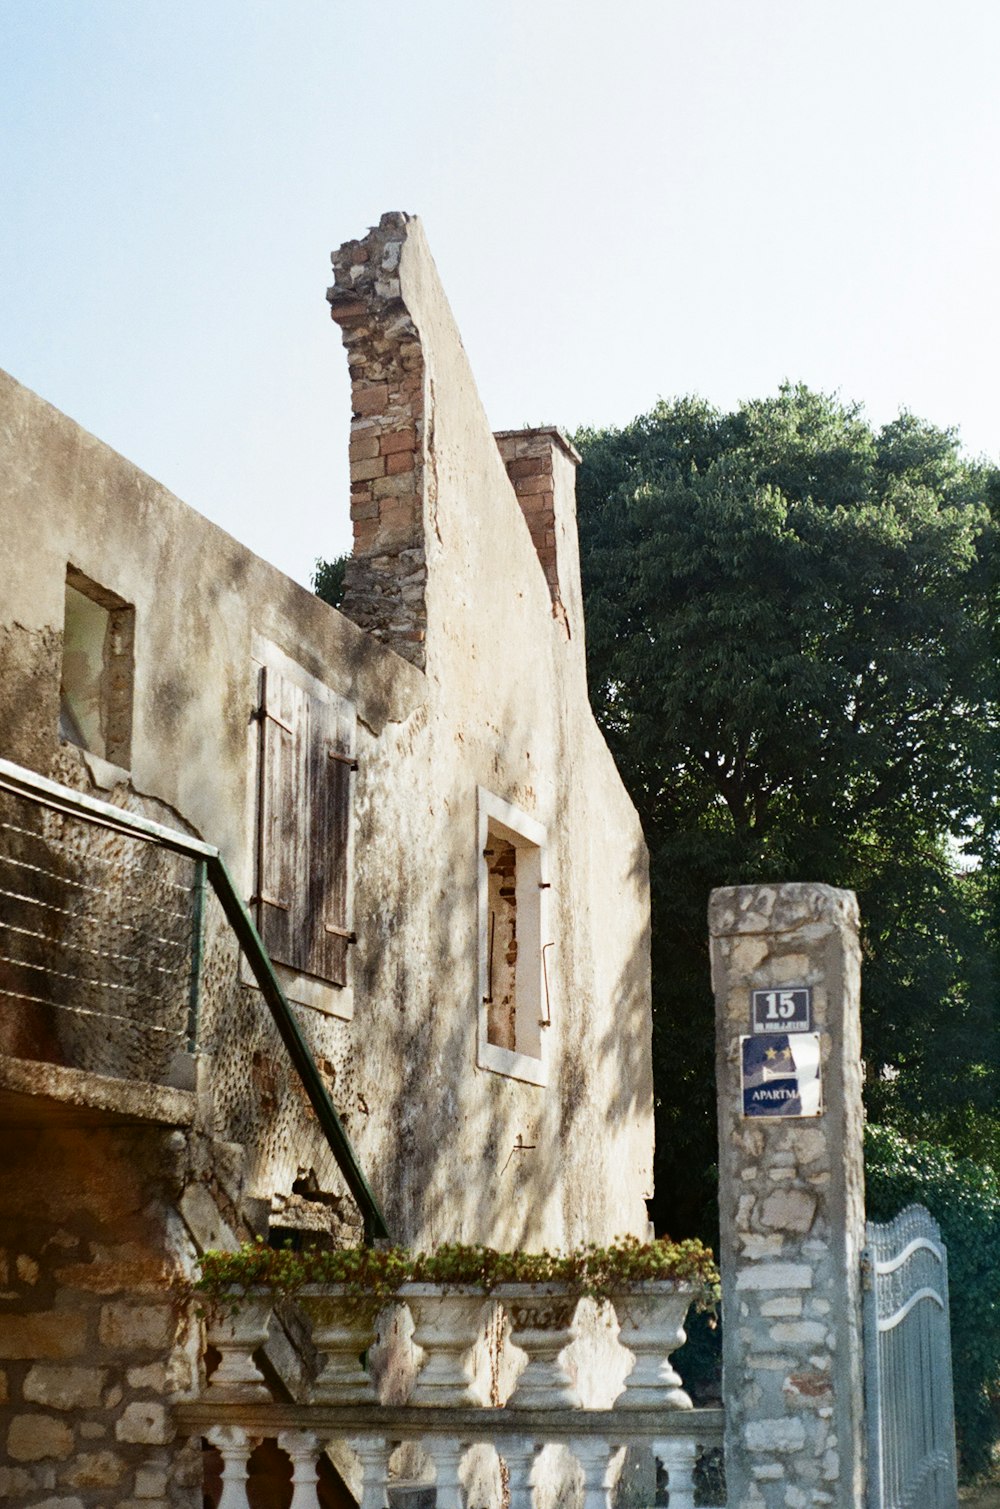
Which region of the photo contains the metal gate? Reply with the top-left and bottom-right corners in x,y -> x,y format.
862,1203 -> 958,1509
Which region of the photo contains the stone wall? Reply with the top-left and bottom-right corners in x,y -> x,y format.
0,210 -> 658,1504
0,1122 -> 202,1508
710,883 -> 866,1509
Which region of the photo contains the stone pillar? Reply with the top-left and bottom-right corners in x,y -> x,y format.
709,883 -> 865,1509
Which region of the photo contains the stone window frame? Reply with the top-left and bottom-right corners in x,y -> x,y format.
476,787 -> 551,1088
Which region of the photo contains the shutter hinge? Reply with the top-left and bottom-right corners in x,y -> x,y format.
250,893 -> 291,911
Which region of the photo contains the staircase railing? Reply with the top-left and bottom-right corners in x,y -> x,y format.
0,755 -> 388,1241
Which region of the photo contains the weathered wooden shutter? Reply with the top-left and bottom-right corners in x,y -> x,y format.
312,688 -> 355,986
256,665 -> 356,986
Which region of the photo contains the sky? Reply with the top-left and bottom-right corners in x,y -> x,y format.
2,0 -> 998,588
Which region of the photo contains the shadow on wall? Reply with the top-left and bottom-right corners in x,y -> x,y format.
190,640 -> 654,1255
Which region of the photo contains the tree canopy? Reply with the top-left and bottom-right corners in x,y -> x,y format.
574,386 -> 998,1234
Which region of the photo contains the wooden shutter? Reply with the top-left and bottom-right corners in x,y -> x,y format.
256,664 -> 356,986
311,688 -> 355,986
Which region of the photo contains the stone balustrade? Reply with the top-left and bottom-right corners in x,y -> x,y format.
176,1283 -> 725,1508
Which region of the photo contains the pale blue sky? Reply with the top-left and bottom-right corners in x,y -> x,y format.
3,0 -> 998,586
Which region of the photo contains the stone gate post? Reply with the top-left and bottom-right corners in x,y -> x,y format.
709,884 -> 866,1509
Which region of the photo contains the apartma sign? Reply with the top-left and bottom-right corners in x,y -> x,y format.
741,1032 -> 822,1118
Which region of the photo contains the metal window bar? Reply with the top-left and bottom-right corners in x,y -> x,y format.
1,813 -> 191,888
0,913 -> 182,975
0,756 -> 389,1244
0,984 -> 189,1039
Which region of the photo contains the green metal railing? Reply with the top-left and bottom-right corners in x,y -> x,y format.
0,756 -> 388,1243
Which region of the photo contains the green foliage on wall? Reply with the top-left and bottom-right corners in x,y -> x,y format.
313,554 -> 348,609
866,1124 -> 1000,1479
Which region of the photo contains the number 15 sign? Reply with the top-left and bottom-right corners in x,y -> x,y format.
751,986 -> 812,1034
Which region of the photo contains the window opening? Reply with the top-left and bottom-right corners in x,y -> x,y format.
485,832 -> 519,1051
477,790 -> 550,1086
59,567 -> 134,767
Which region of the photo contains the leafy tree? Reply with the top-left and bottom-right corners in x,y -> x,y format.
574,387 -> 998,1239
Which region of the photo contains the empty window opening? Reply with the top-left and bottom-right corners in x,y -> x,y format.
485,833 -> 519,1051
477,790 -> 549,1084
59,568 -> 134,767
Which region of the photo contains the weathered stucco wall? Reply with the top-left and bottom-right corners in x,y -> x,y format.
0,210 -> 653,1260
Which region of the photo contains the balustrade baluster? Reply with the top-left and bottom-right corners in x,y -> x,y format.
613,1288 -> 692,1410
205,1299 -> 273,1399
207,1425 -> 258,1509
570,1436 -> 614,1509
350,1432 -> 393,1509
425,1433 -> 468,1509
652,1438 -> 696,1509
280,1430 -> 321,1507
501,1436 -> 541,1509
501,1289 -> 581,1408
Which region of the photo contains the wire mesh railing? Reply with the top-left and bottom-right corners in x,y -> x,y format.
0,788 -> 200,1084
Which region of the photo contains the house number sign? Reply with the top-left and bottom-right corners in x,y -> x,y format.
751,985 -> 812,1034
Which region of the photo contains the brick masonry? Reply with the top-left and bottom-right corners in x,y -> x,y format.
710,883 -> 866,1509
328,212 -> 428,669
494,427 -> 580,636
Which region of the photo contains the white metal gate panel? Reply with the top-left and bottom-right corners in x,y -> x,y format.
862,1203 -> 958,1509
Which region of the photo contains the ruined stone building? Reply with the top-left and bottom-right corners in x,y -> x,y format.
0,213 -> 656,1504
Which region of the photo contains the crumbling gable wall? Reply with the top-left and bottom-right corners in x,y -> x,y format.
324,214 -> 654,1248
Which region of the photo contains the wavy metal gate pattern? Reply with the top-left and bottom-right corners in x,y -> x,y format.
862,1203 -> 959,1509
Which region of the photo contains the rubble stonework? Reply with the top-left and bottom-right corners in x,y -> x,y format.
710,883 -> 866,1509
328,212 -> 429,668
0,1123 -> 203,1507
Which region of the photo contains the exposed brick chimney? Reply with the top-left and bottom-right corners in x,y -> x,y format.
494,427 -> 582,637
327,213 -> 427,669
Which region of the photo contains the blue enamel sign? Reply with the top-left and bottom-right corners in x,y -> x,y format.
741,1033 -> 822,1118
